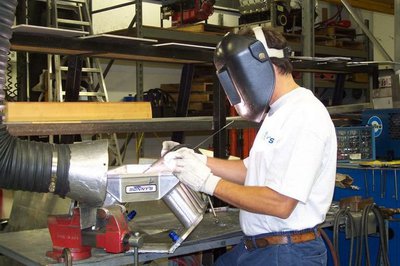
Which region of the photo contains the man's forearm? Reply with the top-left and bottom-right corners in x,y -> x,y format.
213,179 -> 298,219
206,157 -> 246,184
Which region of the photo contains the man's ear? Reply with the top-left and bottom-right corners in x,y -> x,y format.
272,64 -> 280,77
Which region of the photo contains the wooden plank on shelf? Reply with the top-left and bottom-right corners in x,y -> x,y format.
315,26 -> 356,39
341,40 -> 364,50
193,74 -> 214,83
160,83 -> 213,93
203,83 -> 214,91
5,102 -> 152,122
172,23 -> 232,35
189,102 -> 204,111
320,0 -> 394,15
315,39 -> 364,50
189,102 -> 213,116
174,23 -> 206,33
192,83 -> 213,92
170,92 -> 211,102
350,73 -> 369,83
160,83 -> 180,92
189,102 -> 214,111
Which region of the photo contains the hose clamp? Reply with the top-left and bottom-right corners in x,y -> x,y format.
49,147 -> 58,193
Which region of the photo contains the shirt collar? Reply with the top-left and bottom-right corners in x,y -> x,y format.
269,87 -> 305,114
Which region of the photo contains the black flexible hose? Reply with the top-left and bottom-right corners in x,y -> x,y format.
356,204 -> 390,266
333,207 -> 359,266
0,125 -> 71,196
333,208 -> 346,266
0,0 -> 71,197
358,204 -> 373,266
345,209 -> 356,266
357,204 -> 365,266
371,205 -> 390,266
364,204 -> 374,266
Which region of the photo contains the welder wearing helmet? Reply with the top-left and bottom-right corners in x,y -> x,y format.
162,27 -> 337,266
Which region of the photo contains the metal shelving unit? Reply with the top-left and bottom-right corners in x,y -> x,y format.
5,116 -> 258,136
8,1 -> 381,146
8,6 -> 376,139
10,24 -> 214,64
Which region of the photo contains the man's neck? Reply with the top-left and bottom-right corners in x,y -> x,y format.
270,72 -> 299,105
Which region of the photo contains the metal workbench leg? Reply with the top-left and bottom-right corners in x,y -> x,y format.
64,55 -> 83,102
332,73 -> 346,106
172,64 -> 195,143
212,74 -> 227,160
135,0 -> 144,100
212,74 -> 227,211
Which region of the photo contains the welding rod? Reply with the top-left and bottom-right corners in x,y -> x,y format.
207,195 -> 219,223
193,120 -> 235,150
143,120 -> 234,174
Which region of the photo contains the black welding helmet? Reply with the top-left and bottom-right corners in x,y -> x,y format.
214,27 -> 284,122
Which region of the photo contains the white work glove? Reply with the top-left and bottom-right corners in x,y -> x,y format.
164,148 -> 220,195
161,141 -> 180,157
161,141 -> 207,164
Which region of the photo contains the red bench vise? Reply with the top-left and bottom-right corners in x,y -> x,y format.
46,205 -> 135,262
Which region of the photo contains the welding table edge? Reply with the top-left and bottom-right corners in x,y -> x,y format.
0,243 -> 40,266
0,228 -> 243,266
0,218 -> 336,266
139,233 -> 243,263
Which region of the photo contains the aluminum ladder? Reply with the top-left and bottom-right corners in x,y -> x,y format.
46,0 -> 123,166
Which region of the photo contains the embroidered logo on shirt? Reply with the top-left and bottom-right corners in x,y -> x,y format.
263,131 -> 275,144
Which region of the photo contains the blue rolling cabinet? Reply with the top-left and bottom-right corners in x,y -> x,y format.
326,109 -> 400,265
326,165 -> 400,266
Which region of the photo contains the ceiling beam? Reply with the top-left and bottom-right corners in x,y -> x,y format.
320,0 -> 394,14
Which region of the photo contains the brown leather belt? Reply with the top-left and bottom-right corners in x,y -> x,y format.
244,230 -> 320,251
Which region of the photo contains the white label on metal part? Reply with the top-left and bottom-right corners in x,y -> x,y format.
349,153 -> 362,160
125,184 -> 157,193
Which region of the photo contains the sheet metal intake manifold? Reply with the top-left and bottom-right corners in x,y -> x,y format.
106,164 -> 207,252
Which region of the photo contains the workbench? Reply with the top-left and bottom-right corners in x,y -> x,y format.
0,211 -> 243,266
0,206 -> 339,266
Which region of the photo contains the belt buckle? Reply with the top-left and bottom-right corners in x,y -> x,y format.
244,240 -> 252,251
244,240 -> 249,251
